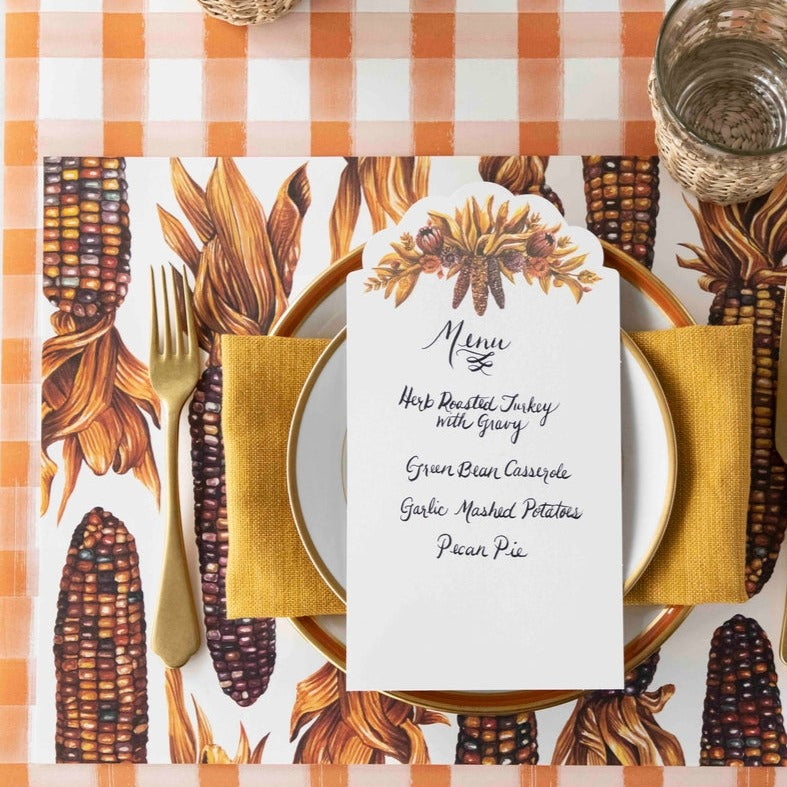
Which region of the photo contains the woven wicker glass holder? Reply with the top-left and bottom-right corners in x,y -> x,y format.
649,66 -> 786,205
648,64 -> 787,205
197,0 -> 299,25
649,0 -> 787,205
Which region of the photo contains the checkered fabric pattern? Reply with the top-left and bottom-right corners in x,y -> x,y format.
7,0 -> 668,159
0,0 -> 701,782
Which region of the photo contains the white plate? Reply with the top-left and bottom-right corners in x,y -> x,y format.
290,329 -> 675,601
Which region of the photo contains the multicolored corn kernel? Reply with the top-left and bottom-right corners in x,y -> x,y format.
582,156 -> 660,269
710,285 -> 787,595
678,183 -> 787,597
456,713 -> 538,765
599,649 -> 661,697
43,156 -> 131,320
701,614 -> 787,766
54,507 -> 148,763
189,366 -> 276,706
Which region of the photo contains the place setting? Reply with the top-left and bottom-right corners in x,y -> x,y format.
223,174 -> 752,713
22,0 -> 787,773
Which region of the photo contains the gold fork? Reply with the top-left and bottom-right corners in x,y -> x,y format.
149,266 -> 201,668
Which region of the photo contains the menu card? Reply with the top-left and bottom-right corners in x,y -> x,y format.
346,184 -> 623,691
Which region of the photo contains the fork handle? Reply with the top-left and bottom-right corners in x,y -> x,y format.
781,587 -> 787,667
152,407 -> 201,668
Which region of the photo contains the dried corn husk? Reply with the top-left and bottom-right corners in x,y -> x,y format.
479,156 -> 564,215
329,157 -> 431,262
165,668 -> 267,764
159,157 -> 310,361
552,652 -> 684,765
42,314 -> 160,521
268,163 -> 310,297
290,662 -> 448,764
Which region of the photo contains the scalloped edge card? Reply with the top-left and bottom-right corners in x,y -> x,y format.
346,183 -> 623,691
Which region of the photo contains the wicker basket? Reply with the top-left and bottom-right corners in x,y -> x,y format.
197,0 -> 299,25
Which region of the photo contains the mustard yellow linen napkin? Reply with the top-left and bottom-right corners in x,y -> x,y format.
222,334 -> 342,618
624,324 -> 752,606
223,324 -> 753,617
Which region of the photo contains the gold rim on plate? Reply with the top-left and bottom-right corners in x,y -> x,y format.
273,241 -> 695,714
620,331 -> 678,593
289,329 -> 677,600
287,327 -> 348,603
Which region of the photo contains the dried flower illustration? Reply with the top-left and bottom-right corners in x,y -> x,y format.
165,668 -> 267,764
329,157 -> 431,262
290,662 -> 448,764
365,196 -> 599,314
678,177 -> 787,596
42,157 -> 160,522
552,651 -> 684,765
479,156 -> 564,215
159,157 -> 310,706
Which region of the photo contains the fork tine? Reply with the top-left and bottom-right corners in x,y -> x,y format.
150,267 -> 160,359
170,266 -> 185,356
183,265 -> 198,359
160,266 -> 173,357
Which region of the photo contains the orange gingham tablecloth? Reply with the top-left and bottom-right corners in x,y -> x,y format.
1,1 -> 757,784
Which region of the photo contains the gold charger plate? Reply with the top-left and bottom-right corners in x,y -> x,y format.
273,241 -> 694,714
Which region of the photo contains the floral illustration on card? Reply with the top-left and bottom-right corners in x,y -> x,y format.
364,195 -> 600,315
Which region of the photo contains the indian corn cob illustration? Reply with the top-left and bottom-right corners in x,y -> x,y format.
165,668 -> 268,763
189,365 -> 276,705
701,614 -> 787,766
582,156 -> 660,269
552,650 -> 684,765
329,157 -> 431,262
43,157 -> 131,317
479,156 -> 564,215
678,178 -> 787,595
54,507 -> 148,763
290,662 -> 448,764
41,157 -> 160,522
158,157 -> 310,705
455,713 -> 538,764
